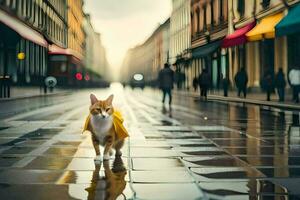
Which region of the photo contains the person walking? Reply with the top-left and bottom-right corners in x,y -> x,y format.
192,77 -> 198,92
234,68 -> 248,98
288,67 -> 300,103
263,69 -> 274,101
275,68 -> 286,102
198,69 -> 210,100
158,63 -> 175,106
221,73 -> 229,97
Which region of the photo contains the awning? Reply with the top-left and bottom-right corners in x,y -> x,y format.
0,10 -> 48,47
49,44 -> 83,61
246,13 -> 283,41
222,21 -> 256,48
192,40 -> 221,58
276,4 -> 300,36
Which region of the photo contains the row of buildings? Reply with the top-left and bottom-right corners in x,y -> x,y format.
122,0 -> 300,91
0,0 -> 109,87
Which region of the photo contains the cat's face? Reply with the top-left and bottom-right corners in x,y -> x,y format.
89,94 -> 114,118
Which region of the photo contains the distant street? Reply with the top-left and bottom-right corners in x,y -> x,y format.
0,84 -> 300,199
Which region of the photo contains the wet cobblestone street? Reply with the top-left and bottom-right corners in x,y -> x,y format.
0,85 -> 299,200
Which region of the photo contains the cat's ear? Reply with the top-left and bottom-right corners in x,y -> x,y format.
106,94 -> 114,105
90,94 -> 98,105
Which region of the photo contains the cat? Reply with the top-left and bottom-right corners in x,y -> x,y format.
84,94 -> 128,162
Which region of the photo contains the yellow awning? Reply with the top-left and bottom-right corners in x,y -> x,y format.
246,13 -> 283,41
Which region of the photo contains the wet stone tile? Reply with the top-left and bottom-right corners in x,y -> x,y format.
133,183 -> 203,200
130,147 -> 177,158
131,170 -> 194,183
238,156 -> 300,167
24,156 -> 72,170
0,169 -> 62,184
0,184 -> 80,200
183,156 -> 247,167
2,146 -> 36,155
43,147 -> 78,157
0,156 -> 22,167
202,132 -> 242,139
155,126 -> 191,132
190,167 -> 264,179
257,167 -> 300,178
132,158 -> 184,170
199,179 -> 289,197
53,141 -> 81,146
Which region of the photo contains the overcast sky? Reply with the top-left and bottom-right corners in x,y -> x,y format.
84,0 -> 172,77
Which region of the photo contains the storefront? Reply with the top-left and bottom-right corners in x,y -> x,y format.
191,40 -> 225,89
0,9 -> 48,85
276,3 -> 300,71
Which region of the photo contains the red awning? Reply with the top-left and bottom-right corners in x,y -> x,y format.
222,21 -> 256,48
0,10 -> 48,47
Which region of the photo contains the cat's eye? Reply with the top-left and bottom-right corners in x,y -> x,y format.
106,108 -> 111,112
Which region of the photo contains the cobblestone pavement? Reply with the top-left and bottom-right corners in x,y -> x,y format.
0,84 -> 299,200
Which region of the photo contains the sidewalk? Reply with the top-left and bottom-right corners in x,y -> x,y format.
175,89 -> 300,110
0,86 -> 71,101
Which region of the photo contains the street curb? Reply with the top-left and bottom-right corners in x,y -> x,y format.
208,95 -> 300,110
0,91 -> 72,102
174,91 -> 300,110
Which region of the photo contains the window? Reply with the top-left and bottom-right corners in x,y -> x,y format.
237,0 -> 245,17
261,0 -> 271,9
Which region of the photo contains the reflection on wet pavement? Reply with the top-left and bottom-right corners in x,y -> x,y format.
0,88 -> 299,199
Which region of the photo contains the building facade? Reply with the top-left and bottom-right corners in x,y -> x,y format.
83,15 -> 109,82
122,19 -> 170,85
48,0 -> 85,86
170,0 -> 191,89
190,0 -> 228,89
0,0 -> 67,85
226,0 -> 300,89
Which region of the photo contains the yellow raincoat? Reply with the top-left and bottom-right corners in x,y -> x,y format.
82,110 -> 129,140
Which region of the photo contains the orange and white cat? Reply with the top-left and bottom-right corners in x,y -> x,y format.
86,94 -> 125,162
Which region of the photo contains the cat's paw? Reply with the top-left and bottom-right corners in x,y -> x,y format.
115,150 -> 122,157
94,155 -> 102,163
103,154 -> 110,161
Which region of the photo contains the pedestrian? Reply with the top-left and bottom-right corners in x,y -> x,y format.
275,68 -> 286,102
221,73 -> 229,97
198,68 -> 210,100
158,63 -> 175,106
192,77 -> 198,92
288,66 -> 300,103
262,69 -> 274,101
234,67 -> 248,98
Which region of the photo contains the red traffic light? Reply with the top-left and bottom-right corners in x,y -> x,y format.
75,73 -> 83,81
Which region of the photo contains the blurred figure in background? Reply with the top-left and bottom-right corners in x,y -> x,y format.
158,63 -> 175,106
198,68 -> 210,100
275,68 -> 286,102
192,77 -> 198,92
289,66 -> 300,103
221,73 -> 229,97
234,67 -> 248,98
262,69 -> 274,101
